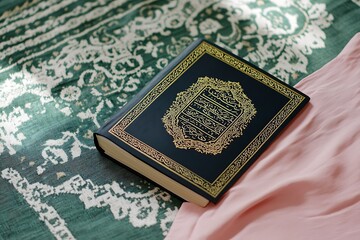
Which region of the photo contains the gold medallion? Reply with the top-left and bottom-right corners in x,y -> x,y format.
162,76 -> 257,155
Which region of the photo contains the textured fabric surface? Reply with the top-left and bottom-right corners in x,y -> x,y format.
167,33 -> 360,240
0,0 -> 359,239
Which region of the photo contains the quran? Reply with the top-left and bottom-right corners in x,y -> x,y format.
94,39 -> 310,207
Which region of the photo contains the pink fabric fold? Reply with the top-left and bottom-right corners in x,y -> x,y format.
167,33 -> 360,240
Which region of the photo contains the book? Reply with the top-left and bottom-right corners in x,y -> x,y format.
94,39 -> 310,207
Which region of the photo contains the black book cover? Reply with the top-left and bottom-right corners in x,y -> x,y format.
95,39 -> 310,203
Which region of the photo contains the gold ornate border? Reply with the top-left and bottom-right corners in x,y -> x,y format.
109,41 -> 306,198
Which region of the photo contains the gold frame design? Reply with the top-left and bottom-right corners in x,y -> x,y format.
162,76 -> 257,155
109,41 -> 306,198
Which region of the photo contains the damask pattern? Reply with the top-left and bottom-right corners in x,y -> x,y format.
1,0 -> 358,239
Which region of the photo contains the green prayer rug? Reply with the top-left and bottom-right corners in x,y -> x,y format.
1,0 -> 359,239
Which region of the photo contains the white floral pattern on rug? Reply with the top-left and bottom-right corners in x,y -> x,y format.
1,168 -> 178,238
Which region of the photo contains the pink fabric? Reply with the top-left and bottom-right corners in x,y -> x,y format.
167,33 -> 360,240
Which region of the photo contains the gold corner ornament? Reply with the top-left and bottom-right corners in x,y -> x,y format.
162,76 -> 257,155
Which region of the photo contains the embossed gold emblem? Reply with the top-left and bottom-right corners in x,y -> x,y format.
162,76 -> 257,155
